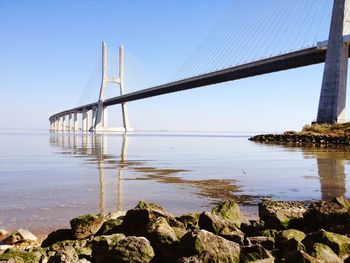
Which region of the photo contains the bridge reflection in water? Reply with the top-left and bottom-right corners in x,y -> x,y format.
49,133 -> 128,214
49,133 -> 267,216
302,149 -> 349,200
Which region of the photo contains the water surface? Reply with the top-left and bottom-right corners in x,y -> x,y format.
1,129 -> 350,234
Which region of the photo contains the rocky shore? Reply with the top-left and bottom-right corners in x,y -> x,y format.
2,197 -> 350,262
249,133 -> 350,147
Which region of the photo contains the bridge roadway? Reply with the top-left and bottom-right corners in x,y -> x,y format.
49,45 -> 350,121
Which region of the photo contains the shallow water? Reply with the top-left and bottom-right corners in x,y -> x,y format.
1,129 -> 350,234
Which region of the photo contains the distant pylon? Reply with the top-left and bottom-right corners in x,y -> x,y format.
91,42 -> 132,132
316,0 -> 349,123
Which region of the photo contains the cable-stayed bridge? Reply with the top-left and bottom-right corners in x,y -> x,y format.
49,0 -> 350,132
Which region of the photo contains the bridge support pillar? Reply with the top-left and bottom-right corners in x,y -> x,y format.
91,42 -> 133,132
68,113 -> 73,132
91,107 -> 97,131
73,112 -> 78,132
82,108 -> 89,132
61,115 -> 66,131
316,0 -> 349,123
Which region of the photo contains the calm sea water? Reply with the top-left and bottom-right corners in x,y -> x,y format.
1,129 -> 350,234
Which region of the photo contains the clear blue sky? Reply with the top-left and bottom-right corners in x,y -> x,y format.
0,0 -> 347,132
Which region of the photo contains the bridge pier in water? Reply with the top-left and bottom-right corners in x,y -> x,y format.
316,0 -> 350,124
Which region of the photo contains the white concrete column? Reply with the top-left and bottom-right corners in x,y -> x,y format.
119,45 -> 131,132
91,107 -> 97,131
103,106 -> 108,128
61,115 -> 66,131
316,0 -> 349,123
73,112 -> 78,132
82,108 -> 89,132
55,117 -> 59,131
68,113 -> 73,132
49,120 -> 53,131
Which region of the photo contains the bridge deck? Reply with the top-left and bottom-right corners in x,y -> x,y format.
49,46 -> 350,121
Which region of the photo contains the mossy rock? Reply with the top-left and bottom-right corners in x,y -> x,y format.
41,229 -> 74,247
176,213 -> 200,229
135,200 -> 165,212
0,249 -> 42,263
277,229 -> 306,258
285,250 -> 319,263
240,244 -> 274,263
212,200 -> 249,227
70,214 -> 105,239
310,243 -> 342,263
303,229 -> 350,260
259,199 -> 306,229
96,219 -> 123,236
106,236 -> 155,263
92,233 -> 126,263
261,229 -> 279,239
179,229 -> 240,262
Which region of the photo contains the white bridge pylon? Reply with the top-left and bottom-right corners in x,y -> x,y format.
91,42 -> 133,132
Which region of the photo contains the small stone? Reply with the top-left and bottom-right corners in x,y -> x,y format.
285,250 -> 320,263
212,200 -> 250,227
47,246 -> 79,263
0,244 -> 13,251
2,229 -> 37,245
70,214 -> 105,239
249,236 -> 275,250
0,249 -> 41,262
240,244 -> 274,262
0,229 -> 8,241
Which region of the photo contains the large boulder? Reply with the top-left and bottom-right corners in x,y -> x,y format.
276,229 -> 306,258
41,229 -> 73,247
212,200 -> 249,227
303,196 -> 350,233
70,214 -> 105,239
302,229 -> 350,260
259,199 -> 307,229
106,236 -> 155,263
198,211 -> 233,234
176,213 -> 200,229
179,229 -> 240,262
310,243 -> 342,263
2,229 -> 37,245
91,233 -> 126,263
248,236 -> 275,250
122,201 -> 184,237
96,219 -> 123,236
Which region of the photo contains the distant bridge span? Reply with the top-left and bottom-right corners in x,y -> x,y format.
49,44 -> 350,121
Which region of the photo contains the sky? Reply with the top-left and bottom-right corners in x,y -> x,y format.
0,0 -> 348,132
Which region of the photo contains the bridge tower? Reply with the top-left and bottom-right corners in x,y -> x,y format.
91,42 -> 132,132
316,0 -> 349,123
